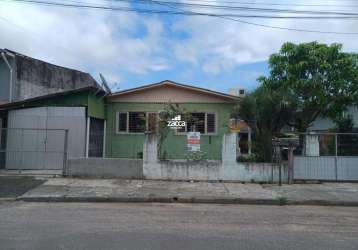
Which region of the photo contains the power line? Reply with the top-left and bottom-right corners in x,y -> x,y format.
2,0 -> 358,34
147,0 -> 358,35
106,0 -> 358,16
6,0 -> 358,16
156,0 -> 358,8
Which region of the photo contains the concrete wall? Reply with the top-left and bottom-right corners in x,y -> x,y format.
67,158 -> 143,179
1,50 -> 99,102
14,54 -> 99,101
143,133 -> 287,183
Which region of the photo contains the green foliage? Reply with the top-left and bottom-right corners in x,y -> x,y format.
276,196 -> 288,206
157,103 -> 191,160
259,41 -> 358,132
185,150 -> 207,161
334,114 -> 354,132
234,85 -> 294,162
236,41 -> 358,161
236,154 -> 262,163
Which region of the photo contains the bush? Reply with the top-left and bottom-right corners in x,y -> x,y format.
237,154 -> 263,163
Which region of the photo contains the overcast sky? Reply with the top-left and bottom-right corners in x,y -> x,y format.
0,0 -> 357,93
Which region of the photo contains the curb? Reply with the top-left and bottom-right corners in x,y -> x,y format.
0,197 -> 17,202
16,196 -> 358,206
17,196 -> 282,205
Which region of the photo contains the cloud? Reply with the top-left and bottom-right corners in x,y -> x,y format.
0,1 -> 170,82
1,0 -> 357,84
171,0 -> 358,74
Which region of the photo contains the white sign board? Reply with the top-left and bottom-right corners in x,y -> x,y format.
187,132 -> 200,152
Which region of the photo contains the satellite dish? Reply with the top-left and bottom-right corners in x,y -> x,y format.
99,73 -> 112,94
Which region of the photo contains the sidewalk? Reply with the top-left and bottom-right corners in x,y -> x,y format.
17,178 -> 358,206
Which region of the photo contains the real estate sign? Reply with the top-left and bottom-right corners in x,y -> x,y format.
187,132 -> 200,151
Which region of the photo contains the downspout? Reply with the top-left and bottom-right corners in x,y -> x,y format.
1,52 -> 14,102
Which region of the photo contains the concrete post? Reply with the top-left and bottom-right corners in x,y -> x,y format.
287,147 -> 294,184
143,133 -> 161,179
222,133 -> 237,164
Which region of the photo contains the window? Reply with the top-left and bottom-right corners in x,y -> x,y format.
128,112 -> 146,133
178,112 -> 216,134
187,113 -> 205,133
116,112 -> 158,133
116,111 -> 215,134
117,112 -> 127,132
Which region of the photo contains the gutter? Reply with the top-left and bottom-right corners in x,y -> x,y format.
1,50 -> 15,102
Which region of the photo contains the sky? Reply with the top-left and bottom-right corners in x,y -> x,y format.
0,0 -> 357,93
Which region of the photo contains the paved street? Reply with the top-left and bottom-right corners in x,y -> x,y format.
1,202 -> 357,250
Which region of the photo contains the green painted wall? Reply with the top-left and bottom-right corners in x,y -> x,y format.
12,90 -> 105,119
105,102 -> 234,160
28,91 -> 89,107
88,93 -> 105,119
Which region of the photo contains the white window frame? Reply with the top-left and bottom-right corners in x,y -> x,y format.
116,111 -> 158,134
176,112 -> 217,135
116,112 -> 129,134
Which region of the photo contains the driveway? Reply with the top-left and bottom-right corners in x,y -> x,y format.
0,176 -> 45,198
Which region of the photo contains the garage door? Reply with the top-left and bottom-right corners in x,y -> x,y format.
5,107 -> 86,170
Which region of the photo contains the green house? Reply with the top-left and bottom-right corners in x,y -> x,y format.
105,80 -> 239,160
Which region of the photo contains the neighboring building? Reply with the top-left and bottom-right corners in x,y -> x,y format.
0,86 -> 106,170
0,49 -> 99,103
308,106 -> 358,132
228,88 -> 246,98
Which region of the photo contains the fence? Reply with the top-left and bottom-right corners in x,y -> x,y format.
293,133 -> 358,181
0,128 -> 68,172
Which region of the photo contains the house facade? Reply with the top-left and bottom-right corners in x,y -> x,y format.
105,81 -> 240,160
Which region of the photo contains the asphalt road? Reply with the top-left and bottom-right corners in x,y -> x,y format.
0,202 -> 358,250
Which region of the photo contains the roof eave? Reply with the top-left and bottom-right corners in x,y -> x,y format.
107,80 -> 241,102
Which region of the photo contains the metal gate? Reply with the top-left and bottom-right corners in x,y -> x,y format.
293,133 -> 358,181
294,156 -> 358,181
0,128 -> 68,170
0,106 -> 86,170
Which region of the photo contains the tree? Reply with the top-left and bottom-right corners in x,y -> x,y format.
259,42 -> 358,132
234,85 -> 294,162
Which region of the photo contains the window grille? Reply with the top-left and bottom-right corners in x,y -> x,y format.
128,112 -> 146,133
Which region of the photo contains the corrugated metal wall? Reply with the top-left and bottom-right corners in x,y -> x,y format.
294,156 -> 358,181
6,107 -> 86,170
